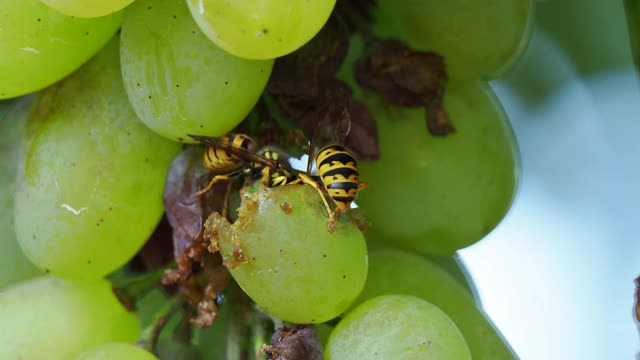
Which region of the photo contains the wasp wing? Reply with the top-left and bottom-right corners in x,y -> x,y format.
187,134 -> 279,170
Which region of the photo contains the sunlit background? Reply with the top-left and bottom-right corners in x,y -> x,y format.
460,1 -> 640,358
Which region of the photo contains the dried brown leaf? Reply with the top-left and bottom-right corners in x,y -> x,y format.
270,82 -> 378,160
334,0 -> 376,34
191,283 -> 221,328
262,325 -> 323,360
179,251 -> 232,328
343,94 -> 379,160
162,147 -> 230,283
355,39 -> 454,136
267,14 -> 378,160
268,15 -> 349,98
253,101 -> 310,158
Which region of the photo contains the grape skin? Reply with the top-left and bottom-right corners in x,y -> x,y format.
352,249 -> 517,359
0,0 -> 123,99
40,0 -> 135,18
0,97 -> 42,290
0,277 -> 140,359
14,36 -> 182,280
327,294 -> 471,360
213,184 -> 368,324
74,343 -> 158,360
364,230 -> 478,294
186,0 -> 337,59
356,81 -> 518,255
120,0 -> 274,143
372,0 -> 534,80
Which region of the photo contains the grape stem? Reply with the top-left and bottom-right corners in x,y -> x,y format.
249,311 -> 272,360
174,303 -> 194,343
226,301 -> 248,360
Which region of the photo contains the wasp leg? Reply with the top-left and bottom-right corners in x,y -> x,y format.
271,175 -> 288,186
333,207 -> 342,219
298,173 -> 335,233
191,174 -> 230,198
192,168 -> 245,198
191,174 -> 231,198
358,182 -> 369,191
330,207 -> 344,233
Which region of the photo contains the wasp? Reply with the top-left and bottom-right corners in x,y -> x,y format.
298,144 -> 368,233
188,134 -> 300,199
189,134 -> 257,198
293,107 -> 369,232
189,134 -> 367,234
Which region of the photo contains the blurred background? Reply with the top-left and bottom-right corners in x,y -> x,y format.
460,0 -> 640,358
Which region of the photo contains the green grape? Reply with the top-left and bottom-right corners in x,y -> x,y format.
0,276 -> 140,359
365,230 -> 479,296
186,0 -> 336,59
75,343 -> 158,360
314,323 -> 334,349
372,0 -> 534,80
0,97 -> 42,290
120,0 -> 273,143
352,249 -> 516,359
327,294 -> 471,360
0,0 -> 123,99
40,0 -> 135,18
365,232 -> 477,295
428,254 -> 478,299
13,36 -> 182,280
212,184 -> 367,324
357,81 -> 518,255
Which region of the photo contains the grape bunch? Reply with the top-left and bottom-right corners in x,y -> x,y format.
0,0 -> 533,359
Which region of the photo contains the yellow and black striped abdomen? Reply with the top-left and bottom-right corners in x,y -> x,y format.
316,145 -> 361,211
202,134 -> 254,172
